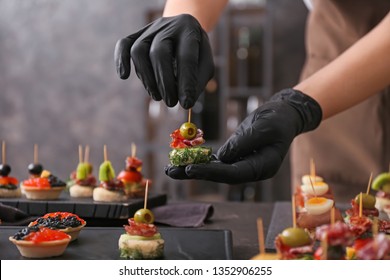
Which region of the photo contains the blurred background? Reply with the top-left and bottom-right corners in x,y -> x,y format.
0,0 -> 308,202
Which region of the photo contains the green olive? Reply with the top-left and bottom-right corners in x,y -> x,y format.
179,122 -> 198,140
354,193 -> 376,209
134,208 -> 155,224
279,227 -> 311,248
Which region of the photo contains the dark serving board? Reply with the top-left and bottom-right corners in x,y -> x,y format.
0,226 -> 233,260
264,201 -> 388,251
0,192 -> 167,219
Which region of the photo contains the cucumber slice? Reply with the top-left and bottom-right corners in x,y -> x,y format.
122,233 -> 162,241
372,173 -> 390,191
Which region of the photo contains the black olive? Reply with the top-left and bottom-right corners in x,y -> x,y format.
0,164 -> 11,176
28,163 -> 43,175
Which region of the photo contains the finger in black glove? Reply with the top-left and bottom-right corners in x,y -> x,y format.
115,14 -> 214,109
165,89 -> 322,184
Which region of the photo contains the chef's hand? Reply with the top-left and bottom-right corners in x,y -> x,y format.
115,14 -> 214,109
165,89 -> 322,183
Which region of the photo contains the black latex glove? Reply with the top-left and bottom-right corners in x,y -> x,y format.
165,89 -> 322,184
115,14 -> 214,109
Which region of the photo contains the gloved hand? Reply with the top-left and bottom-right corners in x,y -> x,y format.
114,14 -> 214,109
165,89 -> 322,184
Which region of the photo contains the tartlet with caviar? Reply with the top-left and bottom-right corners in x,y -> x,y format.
9,226 -> 71,258
28,212 -> 86,241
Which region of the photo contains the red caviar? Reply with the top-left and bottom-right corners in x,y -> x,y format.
0,176 -> 19,186
22,178 -> 51,188
24,227 -> 70,243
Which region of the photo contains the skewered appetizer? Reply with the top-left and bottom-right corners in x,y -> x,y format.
69,162 -> 97,197
9,225 -> 71,258
68,145 -> 97,197
93,148 -> 126,202
28,212 -> 86,241
21,168 -> 66,200
371,172 -> 390,211
117,154 -> 148,198
296,197 -> 343,233
0,163 -> 21,198
345,193 -> 379,220
0,141 -> 21,198
169,121 -> 211,166
274,227 -> 314,259
314,221 -> 354,260
119,208 -> 164,259
344,193 -> 390,234
355,233 -> 390,260
294,174 -> 333,212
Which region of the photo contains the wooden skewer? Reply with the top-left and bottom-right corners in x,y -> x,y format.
321,233 -> 328,260
309,177 -> 317,197
84,145 -> 90,163
131,143 -> 136,158
103,145 -> 108,162
78,145 -> 83,163
372,217 -> 379,254
188,108 -> 192,123
359,192 -> 363,217
291,195 -> 297,228
2,141 -> 5,165
34,144 -> 38,164
310,158 -> 315,179
330,207 -> 335,226
144,180 -> 149,209
366,172 -> 373,195
257,218 -> 266,255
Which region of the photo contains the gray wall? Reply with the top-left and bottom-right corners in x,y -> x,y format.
0,0 -> 165,186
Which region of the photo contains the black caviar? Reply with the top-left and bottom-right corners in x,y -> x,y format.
35,214 -> 82,229
48,175 -> 66,187
13,225 -> 40,240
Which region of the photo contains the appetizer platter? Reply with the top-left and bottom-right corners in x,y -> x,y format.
1,226 -> 233,260
0,144 -> 167,219
0,141 -> 21,198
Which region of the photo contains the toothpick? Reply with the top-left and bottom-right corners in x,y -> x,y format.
2,141 -> 5,165
34,144 -> 38,164
257,218 -> 265,255
131,143 -> 136,158
372,217 -> 379,254
144,180 -> 149,209
372,217 -> 378,237
292,195 -> 296,228
188,108 -> 192,123
321,233 -> 328,260
103,145 -> 108,162
359,192 -> 363,217
366,172 -> 373,195
330,207 -> 335,226
309,177 -> 317,197
84,145 -> 90,163
78,145 -> 83,163
310,158 -> 315,178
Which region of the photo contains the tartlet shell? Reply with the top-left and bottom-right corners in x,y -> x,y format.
9,236 -> 71,258
20,184 -> 65,200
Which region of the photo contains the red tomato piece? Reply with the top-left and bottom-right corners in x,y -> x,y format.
117,170 -> 142,183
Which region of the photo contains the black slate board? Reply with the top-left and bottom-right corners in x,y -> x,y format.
0,226 -> 233,260
0,192 -> 167,219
